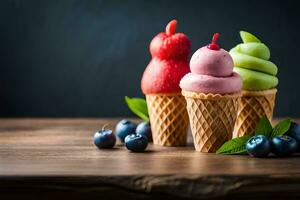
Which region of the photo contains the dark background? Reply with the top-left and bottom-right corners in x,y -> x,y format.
0,0 -> 299,118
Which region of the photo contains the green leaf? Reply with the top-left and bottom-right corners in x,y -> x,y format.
216,135 -> 252,155
240,31 -> 261,43
271,118 -> 291,138
125,96 -> 149,122
255,116 -> 273,138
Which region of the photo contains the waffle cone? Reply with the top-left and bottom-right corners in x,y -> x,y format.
182,91 -> 240,152
146,93 -> 189,146
233,89 -> 277,138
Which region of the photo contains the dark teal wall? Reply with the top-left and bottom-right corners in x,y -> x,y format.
0,0 -> 299,117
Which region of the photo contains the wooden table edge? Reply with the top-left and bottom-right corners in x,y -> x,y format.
1,174 -> 300,199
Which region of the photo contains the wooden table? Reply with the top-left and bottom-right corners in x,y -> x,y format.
1,118 -> 300,200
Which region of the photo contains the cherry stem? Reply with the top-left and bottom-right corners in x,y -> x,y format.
166,19 -> 177,36
211,33 -> 220,44
208,33 -> 220,50
102,123 -> 110,131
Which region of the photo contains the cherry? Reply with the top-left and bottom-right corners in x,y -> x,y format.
207,33 -> 220,50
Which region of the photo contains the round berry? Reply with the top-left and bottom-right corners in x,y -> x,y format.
246,135 -> 271,157
285,122 -> 300,151
125,134 -> 148,152
271,135 -> 297,157
94,129 -> 116,149
115,119 -> 136,142
136,122 -> 152,142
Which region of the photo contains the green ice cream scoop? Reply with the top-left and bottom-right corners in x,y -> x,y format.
229,31 -> 278,90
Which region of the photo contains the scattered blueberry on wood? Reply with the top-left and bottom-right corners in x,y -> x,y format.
271,135 -> 297,157
94,125 -> 116,149
136,122 -> 152,142
125,134 -> 148,152
246,135 -> 271,157
115,119 -> 137,142
285,122 -> 300,151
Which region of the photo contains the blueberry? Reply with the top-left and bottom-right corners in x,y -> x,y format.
136,122 -> 152,142
285,122 -> 300,151
271,135 -> 297,157
246,135 -> 271,157
94,128 -> 116,149
125,134 -> 148,152
115,119 -> 137,142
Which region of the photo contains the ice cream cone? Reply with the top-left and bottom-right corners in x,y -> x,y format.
233,89 -> 277,138
146,93 -> 189,146
182,91 -> 240,152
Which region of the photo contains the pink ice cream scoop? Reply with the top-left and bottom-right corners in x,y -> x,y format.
180,33 -> 242,94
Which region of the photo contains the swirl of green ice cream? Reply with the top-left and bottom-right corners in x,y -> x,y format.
229,31 -> 278,90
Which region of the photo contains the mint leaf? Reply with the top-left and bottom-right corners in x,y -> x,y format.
125,96 -> 149,122
255,116 -> 273,138
271,118 -> 291,138
216,135 -> 252,155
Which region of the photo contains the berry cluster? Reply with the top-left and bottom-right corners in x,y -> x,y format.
247,122 -> 300,157
94,119 -> 151,152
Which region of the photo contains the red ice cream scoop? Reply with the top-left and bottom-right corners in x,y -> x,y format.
141,20 -> 191,94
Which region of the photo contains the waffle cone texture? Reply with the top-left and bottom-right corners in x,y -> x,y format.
146,93 -> 189,146
182,91 -> 240,153
233,89 -> 277,138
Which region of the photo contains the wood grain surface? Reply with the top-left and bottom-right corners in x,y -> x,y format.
1,118 -> 300,200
